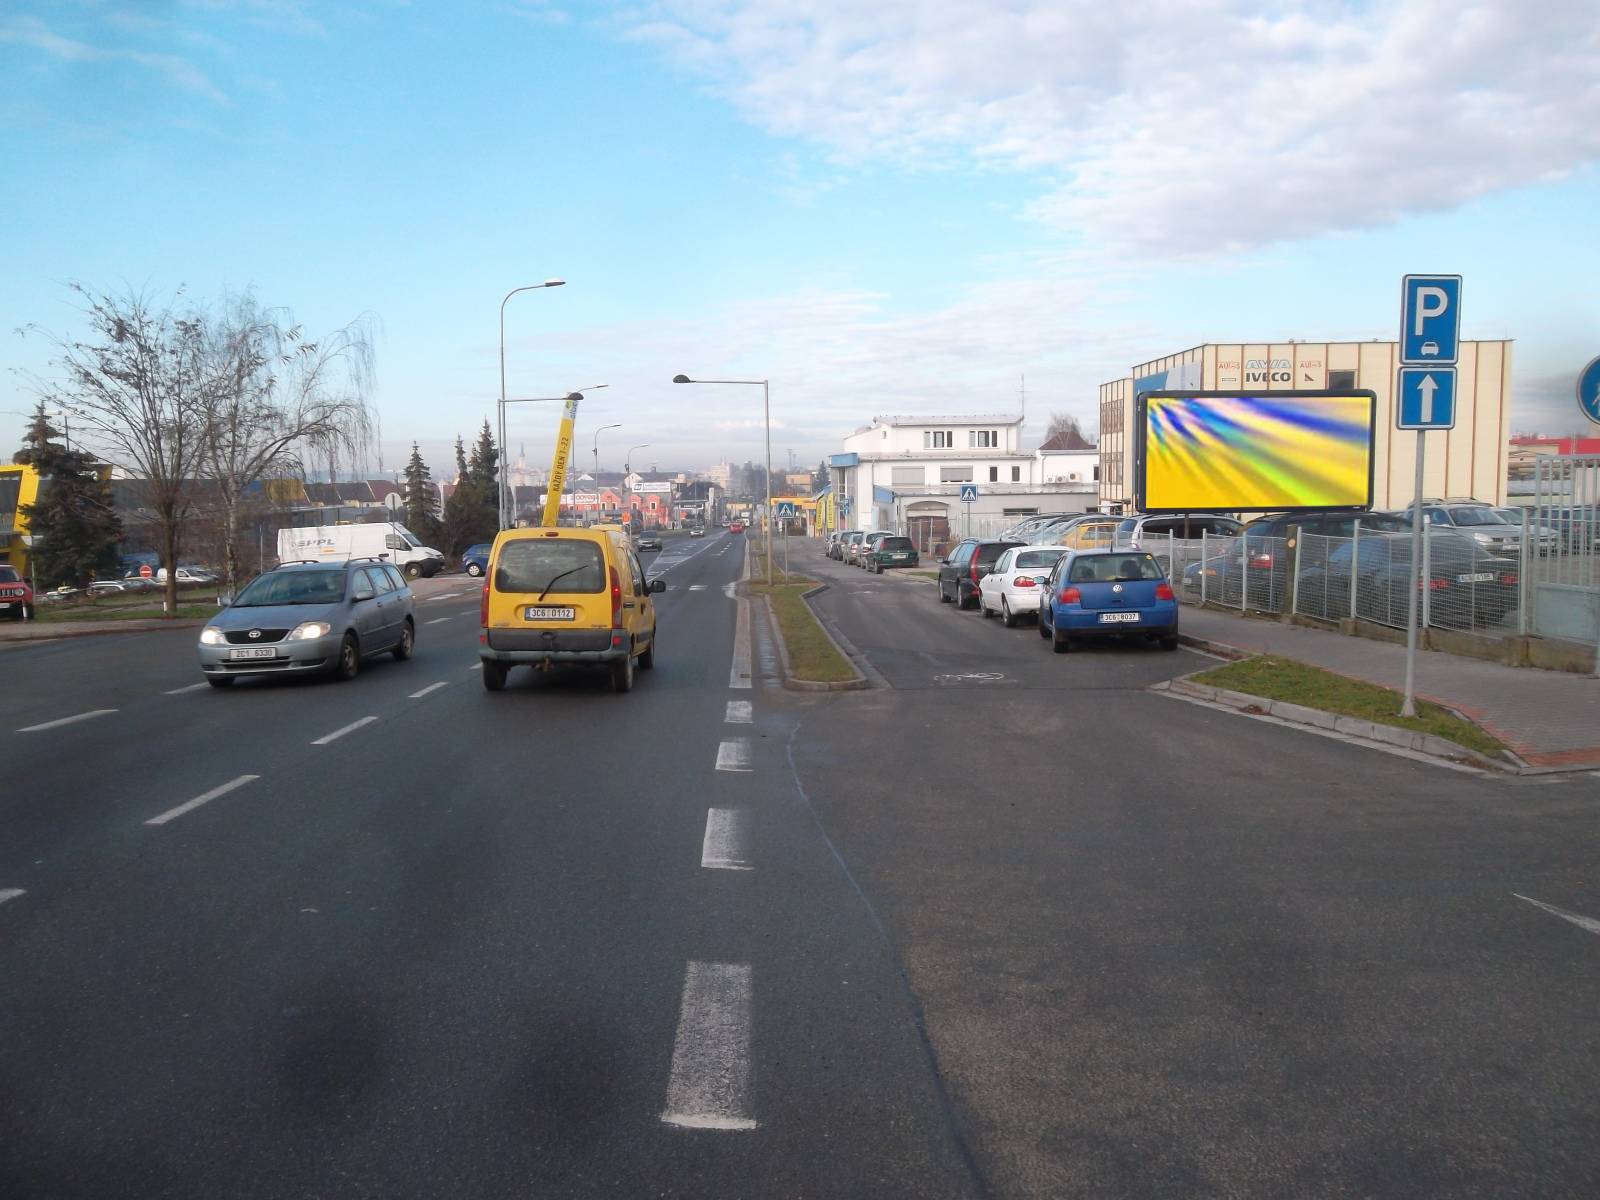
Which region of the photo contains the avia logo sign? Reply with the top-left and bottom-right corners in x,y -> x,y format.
1244,357 -> 1292,385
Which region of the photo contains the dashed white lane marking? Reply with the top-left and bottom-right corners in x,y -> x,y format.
469,662 -> 483,671
426,616 -> 451,625
715,739 -> 752,772
164,682 -> 210,695
660,961 -> 758,1131
1513,893 -> 1600,937
311,716 -> 378,745
724,700 -> 752,724
18,709 -> 117,733
689,584 -> 707,591
0,889 -> 25,906
145,774 -> 259,826
701,808 -> 753,871
409,681 -> 449,699
424,591 -> 464,602
729,600 -> 752,690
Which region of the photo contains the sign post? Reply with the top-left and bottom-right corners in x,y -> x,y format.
540,392 -> 581,528
1397,275 -> 1462,717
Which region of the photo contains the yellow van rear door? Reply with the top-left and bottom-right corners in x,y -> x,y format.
489,533 -> 615,630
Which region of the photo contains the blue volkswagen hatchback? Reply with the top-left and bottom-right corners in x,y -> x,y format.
1038,549 -> 1179,653
461,543 -> 491,577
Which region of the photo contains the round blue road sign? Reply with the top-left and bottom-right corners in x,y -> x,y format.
1580,355 -> 1600,426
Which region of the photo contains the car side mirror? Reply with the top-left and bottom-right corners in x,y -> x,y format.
353,587 -> 374,602
650,578 -> 666,593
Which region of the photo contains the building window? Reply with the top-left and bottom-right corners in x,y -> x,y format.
1329,369 -> 1357,390
1093,465 -> 1101,482
890,466 -> 924,486
939,466 -> 974,483
1011,466 -> 1021,482
988,466 -> 999,482
969,430 -> 1001,448
924,430 -> 953,449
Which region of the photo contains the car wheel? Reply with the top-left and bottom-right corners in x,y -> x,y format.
404,562 -> 422,581
938,581 -> 951,604
639,627 -> 656,670
466,563 -> 483,578
611,651 -> 635,693
333,633 -> 360,681
206,676 -> 236,689
1038,611 -> 1051,638
1002,599 -> 1018,628
392,618 -> 414,661
1160,634 -> 1180,651
1053,628 -> 1073,654
979,598 -> 993,618
482,660 -> 508,691
959,588 -> 976,611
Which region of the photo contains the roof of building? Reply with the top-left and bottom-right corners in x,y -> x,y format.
869,413 -> 1024,428
1036,429 -> 1097,452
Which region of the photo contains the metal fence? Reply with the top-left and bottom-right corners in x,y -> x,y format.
1528,455 -> 1600,652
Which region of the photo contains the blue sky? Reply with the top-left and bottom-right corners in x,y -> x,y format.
3,0 -> 1598,480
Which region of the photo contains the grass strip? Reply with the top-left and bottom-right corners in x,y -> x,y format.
745,578 -> 857,683
1189,655 -> 1507,759
36,604 -> 220,624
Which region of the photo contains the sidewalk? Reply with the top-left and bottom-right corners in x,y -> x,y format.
0,616 -> 206,642
1180,607 -> 1600,769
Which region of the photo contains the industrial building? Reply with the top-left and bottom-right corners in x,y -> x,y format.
1098,340 -> 1513,513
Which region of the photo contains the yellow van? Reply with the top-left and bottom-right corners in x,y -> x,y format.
479,525 -> 664,692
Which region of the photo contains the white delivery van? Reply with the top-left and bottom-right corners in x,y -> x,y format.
277,522 -> 446,579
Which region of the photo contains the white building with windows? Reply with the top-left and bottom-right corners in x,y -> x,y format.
829,414 -> 1098,548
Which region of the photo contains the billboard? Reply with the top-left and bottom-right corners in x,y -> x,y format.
1137,390 -> 1375,513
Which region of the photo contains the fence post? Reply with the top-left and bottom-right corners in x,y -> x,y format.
1242,537 -> 1250,611
1289,526 -> 1302,617
1518,508 -> 1531,636
1421,518 -> 1432,629
1349,520 -> 1361,621
1200,530 -> 1208,605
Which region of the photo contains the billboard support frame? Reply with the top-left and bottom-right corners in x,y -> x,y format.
1135,389 -> 1377,515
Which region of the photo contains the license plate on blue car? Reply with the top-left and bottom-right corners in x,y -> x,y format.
1098,612 -> 1140,623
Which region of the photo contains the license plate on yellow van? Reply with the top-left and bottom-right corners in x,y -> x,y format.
524,606 -> 575,621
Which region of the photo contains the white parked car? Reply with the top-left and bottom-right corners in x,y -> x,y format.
157,565 -> 220,585
977,546 -> 1070,626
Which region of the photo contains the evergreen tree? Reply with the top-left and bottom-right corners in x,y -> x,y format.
468,420 -> 499,487
402,442 -> 441,543
442,428 -> 499,554
453,435 -> 468,483
12,403 -> 122,588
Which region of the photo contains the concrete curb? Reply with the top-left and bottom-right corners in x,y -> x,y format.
0,617 -> 208,642
761,590 -> 871,692
1156,672 -> 1525,773
1176,633 -> 1253,661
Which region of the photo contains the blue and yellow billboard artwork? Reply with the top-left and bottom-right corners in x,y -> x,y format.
1139,391 -> 1375,513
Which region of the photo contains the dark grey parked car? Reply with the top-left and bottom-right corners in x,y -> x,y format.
937,538 -> 1025,609
196,558 -> 415,687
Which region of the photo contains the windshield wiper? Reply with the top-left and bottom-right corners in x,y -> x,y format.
537,566 -> 589,602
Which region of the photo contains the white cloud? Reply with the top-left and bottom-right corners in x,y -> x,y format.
623,0 -> 1600,255
0,15 -> 230,103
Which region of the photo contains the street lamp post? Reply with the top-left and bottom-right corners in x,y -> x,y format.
593,423 -> 622,519
498,279 -> 565,529
673,375 -> 774,585
624,444 -> 650,528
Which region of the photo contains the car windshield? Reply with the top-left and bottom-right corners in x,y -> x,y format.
1015,550 -> 1066,569
233,570 -> 346,606
495,539 -> 604,594
0,566 -> 19,583
1068,554 -> 1164,582
1449,507 -> 1508,526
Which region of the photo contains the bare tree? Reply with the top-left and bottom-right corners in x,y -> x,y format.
200,294 -> 376,593
1047,411 -> 1085,441
21,285 -> 212,616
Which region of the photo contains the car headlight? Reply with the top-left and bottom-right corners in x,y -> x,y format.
287,621 -> 333,641
199,626 -> 227,645
1471,531 -> 1495,544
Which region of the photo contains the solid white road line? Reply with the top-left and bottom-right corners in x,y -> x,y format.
17,709 -> 117,733
715,739 -> 752,772
425,616 -> 451,625
729,600 -> 752,689
164,682 -> 210,695
660,961 -> 758,1131
724,700 -> 752,724
409,681 -> 450,699
701,808 -> 754,871
311,716 -> 378,745
1513,893 -> 1600,937
0,889 -> 24,906
145,775 -> 259,827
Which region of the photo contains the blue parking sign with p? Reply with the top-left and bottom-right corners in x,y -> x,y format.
1400,274 -> 1462,365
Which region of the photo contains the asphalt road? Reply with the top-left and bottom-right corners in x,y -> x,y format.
4,533 -> 1598,1199
793,544 -> 1600,1198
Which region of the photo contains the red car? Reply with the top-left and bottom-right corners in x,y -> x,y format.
729,521 -> 745,534
0,564 -> 34,621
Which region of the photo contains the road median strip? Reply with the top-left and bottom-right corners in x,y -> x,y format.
743,572 -> 866,689
1159,654 -> 1519,771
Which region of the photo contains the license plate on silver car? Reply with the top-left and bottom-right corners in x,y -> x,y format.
228,647 -> 277,660
1098,611 -> 1140,623
1456,572 -> 1494,583
524,606 -> 575,620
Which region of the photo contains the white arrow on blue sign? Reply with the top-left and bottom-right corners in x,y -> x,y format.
959,483 -> 978,502
1397,367 -> 1456,430
1400,274 -> 1462,365
1578,355 -> 1600,427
